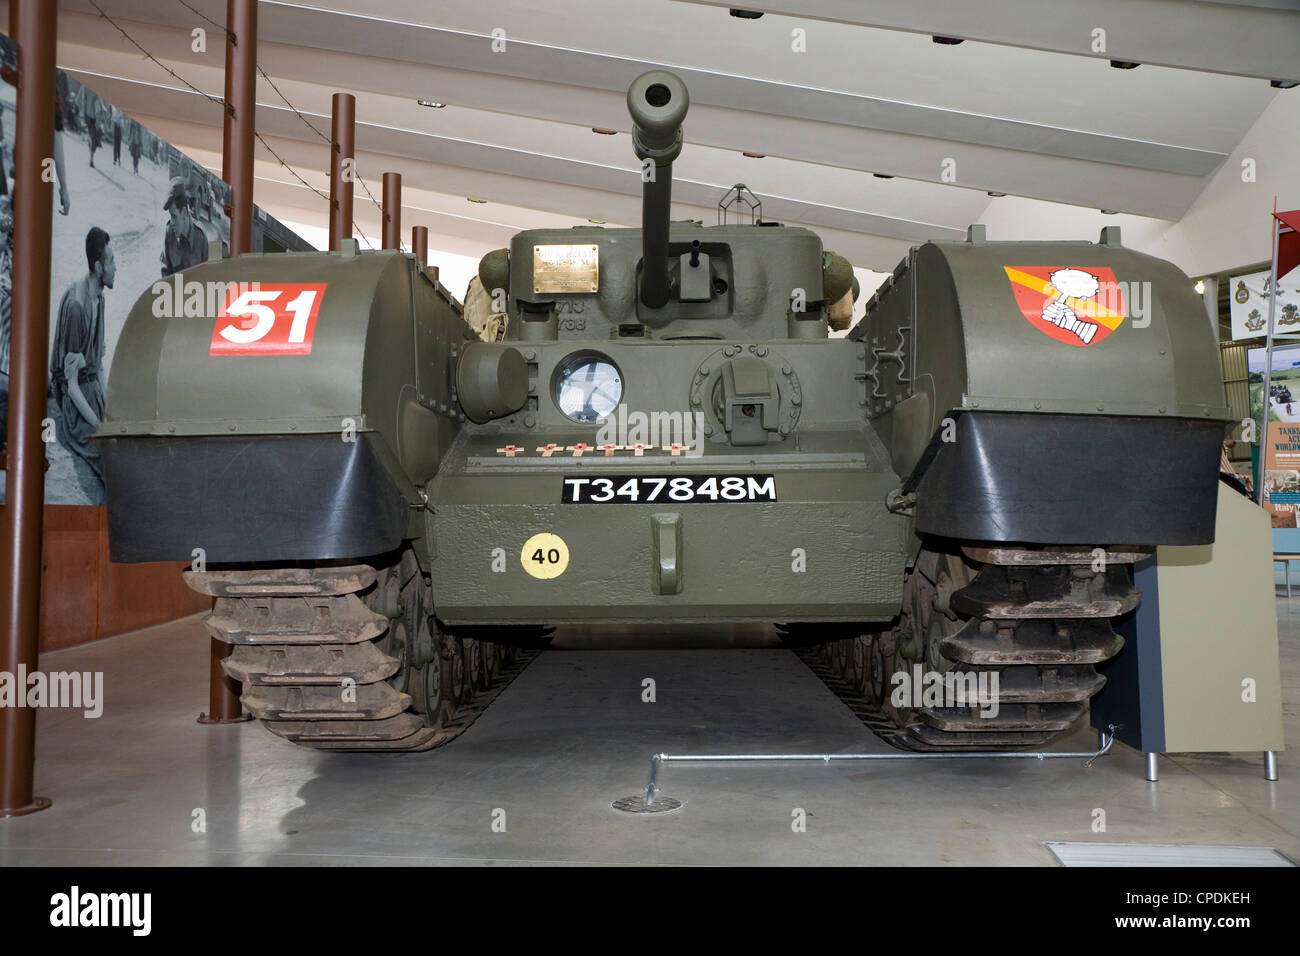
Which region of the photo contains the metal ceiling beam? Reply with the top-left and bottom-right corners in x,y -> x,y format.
64,61 -> 1205,226
54,3 -> 1228,176
51,12 -> 1217,218
682,0 -> 1300,84
247,2 -> 1225,177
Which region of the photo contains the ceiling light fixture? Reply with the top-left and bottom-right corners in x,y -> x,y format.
932,36 -> 964,45
729,8 -> 763,18
873,173 -> 894,179
417,99 -> 446,108
742,152 -> 765,158
1109,60 -> 1141,70
1272,79 -> 1299,89
987,191 -> 1006,197
1100,209 -> 1118,215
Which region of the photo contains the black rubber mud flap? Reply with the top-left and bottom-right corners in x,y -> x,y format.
906,412 -> 1225,546
99,434 -> 409,563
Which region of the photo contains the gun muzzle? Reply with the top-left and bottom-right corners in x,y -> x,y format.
627,70 -> 689,310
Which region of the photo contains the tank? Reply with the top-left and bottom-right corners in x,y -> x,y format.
96,70 -> 1232,752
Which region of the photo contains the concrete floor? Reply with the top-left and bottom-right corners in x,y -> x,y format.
1,605 -> 1296,866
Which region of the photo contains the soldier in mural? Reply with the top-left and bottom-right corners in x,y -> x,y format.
0,69 -> 70,215
160,177 -> 208,277
58,71 -> 79,134
53,79 -> 71,215
48,226 -> 114,500
0,67 -> 70,458
112,108 -> 122,166
0,57 -> 14,456
0,195 -> 11,455
128,119 -> 141,174
86,91 -> 103,169
188,164 -> 209,221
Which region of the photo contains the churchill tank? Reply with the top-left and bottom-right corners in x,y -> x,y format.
97,70 -> 1232,752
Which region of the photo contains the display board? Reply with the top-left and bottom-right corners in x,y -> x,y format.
1261,422 -> 1300,526
1247,342 -> 1300,424
1247,346 -> 1300,523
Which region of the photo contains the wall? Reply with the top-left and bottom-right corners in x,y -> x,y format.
973,88 -> 1300,278
37,505 -> 211,651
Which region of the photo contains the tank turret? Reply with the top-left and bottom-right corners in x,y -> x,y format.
627,70 -> 689,309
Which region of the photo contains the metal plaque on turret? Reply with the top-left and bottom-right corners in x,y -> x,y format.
533,244 -> 599,293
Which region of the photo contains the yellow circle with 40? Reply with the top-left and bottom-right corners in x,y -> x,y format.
521,533 -> 569,579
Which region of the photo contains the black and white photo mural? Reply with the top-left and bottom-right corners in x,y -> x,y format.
0,34 -> 312,505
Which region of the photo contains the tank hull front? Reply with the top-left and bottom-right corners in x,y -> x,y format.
426,430 -> 911,625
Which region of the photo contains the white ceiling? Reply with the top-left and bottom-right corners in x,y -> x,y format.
24,0 -> 1300,274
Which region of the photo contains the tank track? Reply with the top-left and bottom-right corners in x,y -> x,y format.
785,544 -> 1146,752
185,555 -> 543,752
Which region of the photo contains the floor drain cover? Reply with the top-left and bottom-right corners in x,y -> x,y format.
612,794 -> 683,814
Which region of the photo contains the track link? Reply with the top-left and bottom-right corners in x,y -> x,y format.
187,558 -> 541,752
788,544 -> 1143,752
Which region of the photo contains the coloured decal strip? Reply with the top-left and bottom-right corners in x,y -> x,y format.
496,443 -> 698,458
1004,266 -> 1126,347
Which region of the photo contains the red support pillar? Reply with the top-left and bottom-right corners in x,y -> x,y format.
410,226 -> 438,278
411,225 -> 428,266
382,173 -> 401,250
328,93 -> 355,251
200,0 -> 258,724
225,0 -> 257,257
0,0 -> 56,817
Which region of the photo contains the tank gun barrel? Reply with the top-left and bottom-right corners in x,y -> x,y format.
627,70 -> 689,310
